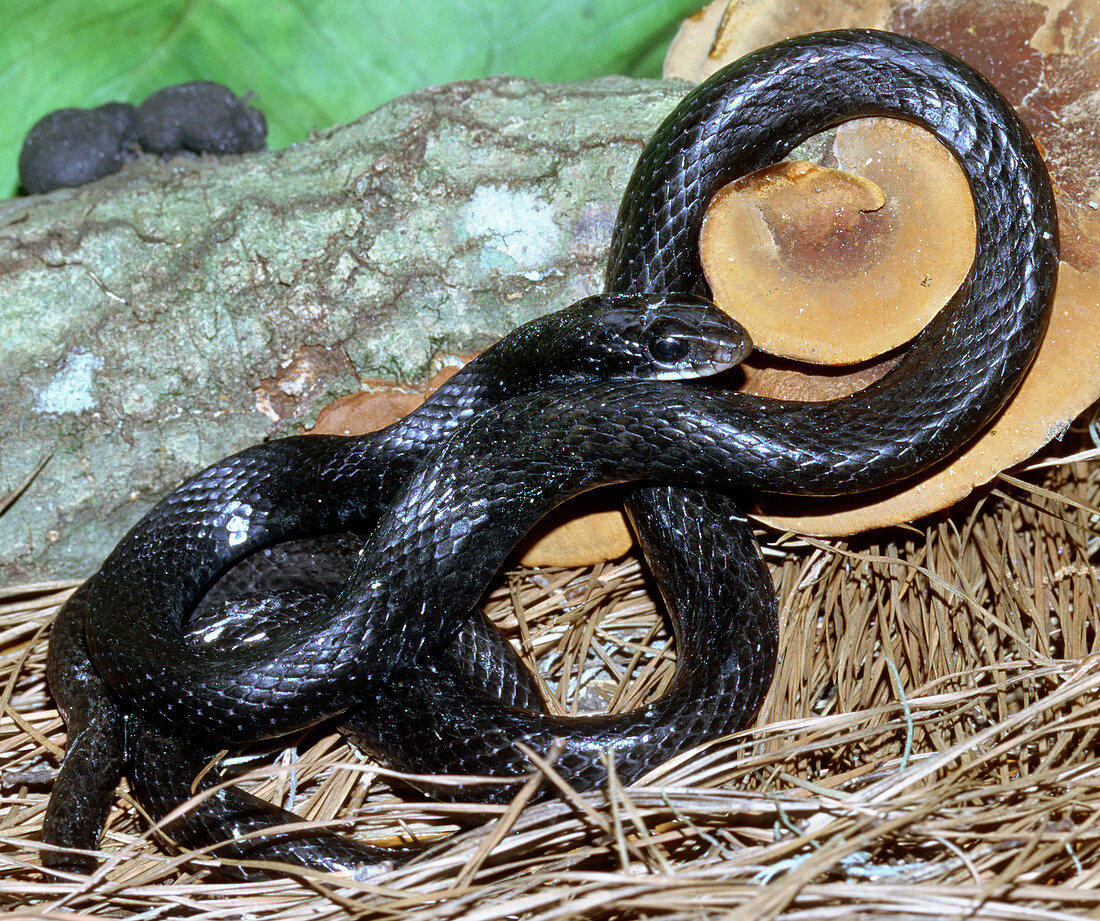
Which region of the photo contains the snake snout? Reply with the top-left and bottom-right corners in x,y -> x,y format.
699,314 -> 753,374
703,332 -> 753,375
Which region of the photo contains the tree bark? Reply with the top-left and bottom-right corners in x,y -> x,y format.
0,76 -> 689,580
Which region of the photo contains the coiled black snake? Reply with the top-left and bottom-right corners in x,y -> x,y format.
45,294 -> 750,873
43,30 -> 1057,877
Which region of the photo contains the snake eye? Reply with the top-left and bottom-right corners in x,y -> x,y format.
649,335 -> 690,364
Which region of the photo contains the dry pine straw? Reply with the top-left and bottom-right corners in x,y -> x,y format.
1,420 -> 1099,920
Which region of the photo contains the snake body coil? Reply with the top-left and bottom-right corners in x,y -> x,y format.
45,30 -> 1057,877
45,294 -> 749,873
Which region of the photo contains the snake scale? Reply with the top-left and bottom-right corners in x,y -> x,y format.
43,30 -> 1057,877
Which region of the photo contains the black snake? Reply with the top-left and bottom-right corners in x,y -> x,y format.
44,294 -> 749,874
43,30 -> 1058,877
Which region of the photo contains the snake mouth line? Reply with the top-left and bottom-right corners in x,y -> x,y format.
649,350 -> 748,379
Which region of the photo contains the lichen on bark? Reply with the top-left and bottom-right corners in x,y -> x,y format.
0,75 -> 690,581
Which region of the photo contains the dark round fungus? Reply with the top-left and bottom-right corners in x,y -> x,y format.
135,82 -> 267,156
18,103 -> 138,194
17,82 -> 267,196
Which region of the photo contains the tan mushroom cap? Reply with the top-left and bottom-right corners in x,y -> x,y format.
512,499 -> 633,567
701,120 -> 976,364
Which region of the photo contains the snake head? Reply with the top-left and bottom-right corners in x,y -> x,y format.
566,292 -> 752,381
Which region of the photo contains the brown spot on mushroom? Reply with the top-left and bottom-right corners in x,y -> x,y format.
701,122 -> 975,364
712,161 -> 888,281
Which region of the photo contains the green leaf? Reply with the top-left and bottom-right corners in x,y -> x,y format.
1,0 -> 700,197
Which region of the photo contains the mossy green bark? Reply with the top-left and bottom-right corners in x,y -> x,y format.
0,76 -> 689,581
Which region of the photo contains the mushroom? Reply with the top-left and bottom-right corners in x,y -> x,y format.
700,118 -> 975,364
135,82 -> 266,156
664,0 -> 1100,536
755,251 -> 1100,535
702,116 -> 977,404
512,499 -> 634,567
310,363 -> 468,438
